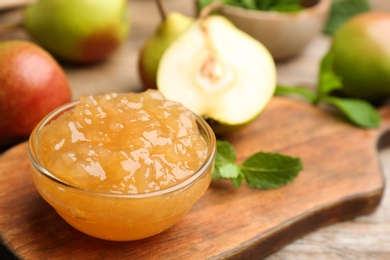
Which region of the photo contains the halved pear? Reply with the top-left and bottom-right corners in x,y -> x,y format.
157,15 -> 276,135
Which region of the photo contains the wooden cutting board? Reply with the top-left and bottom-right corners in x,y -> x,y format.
0,97 -> 387,259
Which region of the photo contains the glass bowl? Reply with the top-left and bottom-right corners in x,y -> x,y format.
28,100 -> 216,241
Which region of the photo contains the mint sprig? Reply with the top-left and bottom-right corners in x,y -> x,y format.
275,51 -> 381,128
213,140 -> 303,189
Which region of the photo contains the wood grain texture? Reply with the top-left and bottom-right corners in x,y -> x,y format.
0,0 -> 389,258
0,97 -> 387,259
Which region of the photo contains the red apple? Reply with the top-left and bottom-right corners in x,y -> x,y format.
0,40 -> 72,146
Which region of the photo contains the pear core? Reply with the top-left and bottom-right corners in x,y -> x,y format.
157,15 -> 276,129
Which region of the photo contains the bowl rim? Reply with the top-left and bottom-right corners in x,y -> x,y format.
28,99 -> 216,199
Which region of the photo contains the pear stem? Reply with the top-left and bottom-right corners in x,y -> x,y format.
0,21 -> 23,34
199,1 -> 223,19
155,0 -> 166,22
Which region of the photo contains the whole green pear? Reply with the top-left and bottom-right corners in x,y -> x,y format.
23,0 -> 130,64
138,12 -> 193,89
331,12 -> 390,103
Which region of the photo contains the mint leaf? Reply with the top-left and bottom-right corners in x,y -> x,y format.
242,152 -> 303,189
269,3 -> 302,13
322,96 -> 381,128
215,162 -> 242,179
275,85 -> 317,103
230,172 -> 245,188
257,0 -> 273,10
318,51 -> 343,98
196,0 -> 302,12
213,140 -> 241,179
240,0 -> 257,10
213,140 -> 302,189
324,0 -> 371,35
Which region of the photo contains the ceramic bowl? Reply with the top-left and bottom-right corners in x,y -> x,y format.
220,0 -> 332,60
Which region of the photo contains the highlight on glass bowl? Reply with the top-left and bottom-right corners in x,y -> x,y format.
28,90 -> 216,241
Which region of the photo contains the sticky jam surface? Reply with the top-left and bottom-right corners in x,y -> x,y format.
37,90 -> 208,194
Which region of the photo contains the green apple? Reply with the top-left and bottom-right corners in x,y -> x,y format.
23,0 -> 130,64
331,12 -> 390,103
0,40 -> 72,147
157,15 -> 276,135
138,12 -> 193,89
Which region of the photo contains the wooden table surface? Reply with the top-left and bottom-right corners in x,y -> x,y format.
0,0 -> 389,259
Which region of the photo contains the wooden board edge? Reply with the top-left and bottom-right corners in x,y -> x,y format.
0,242 -> 18,260
218,186 -> 385,259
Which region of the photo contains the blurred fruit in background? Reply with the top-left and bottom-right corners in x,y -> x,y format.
23,0 -> 130,64
330,12 -> 390,103
138,12 -> 193,89
0,40 -> 72,146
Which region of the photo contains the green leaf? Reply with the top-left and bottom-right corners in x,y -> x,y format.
256,0 -> 273,10
241,0 -> 258,9
322,96 -> 381,128
275,85 -> 317,103
269,0 -> 302,12
215,162 -> 242,179
318,51 -> 343,98
231,171 -> 245,188
324,0 -> 371,35
213,140 -> 245,187
216,140 -> 236,161
213,140 -> 241,179
212,140 -> 302,189
241,152 -> 303,189
196,0 -> 303,12
270,5 -> 302,12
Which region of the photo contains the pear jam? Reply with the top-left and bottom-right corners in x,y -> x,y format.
31,90 -> 215,241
